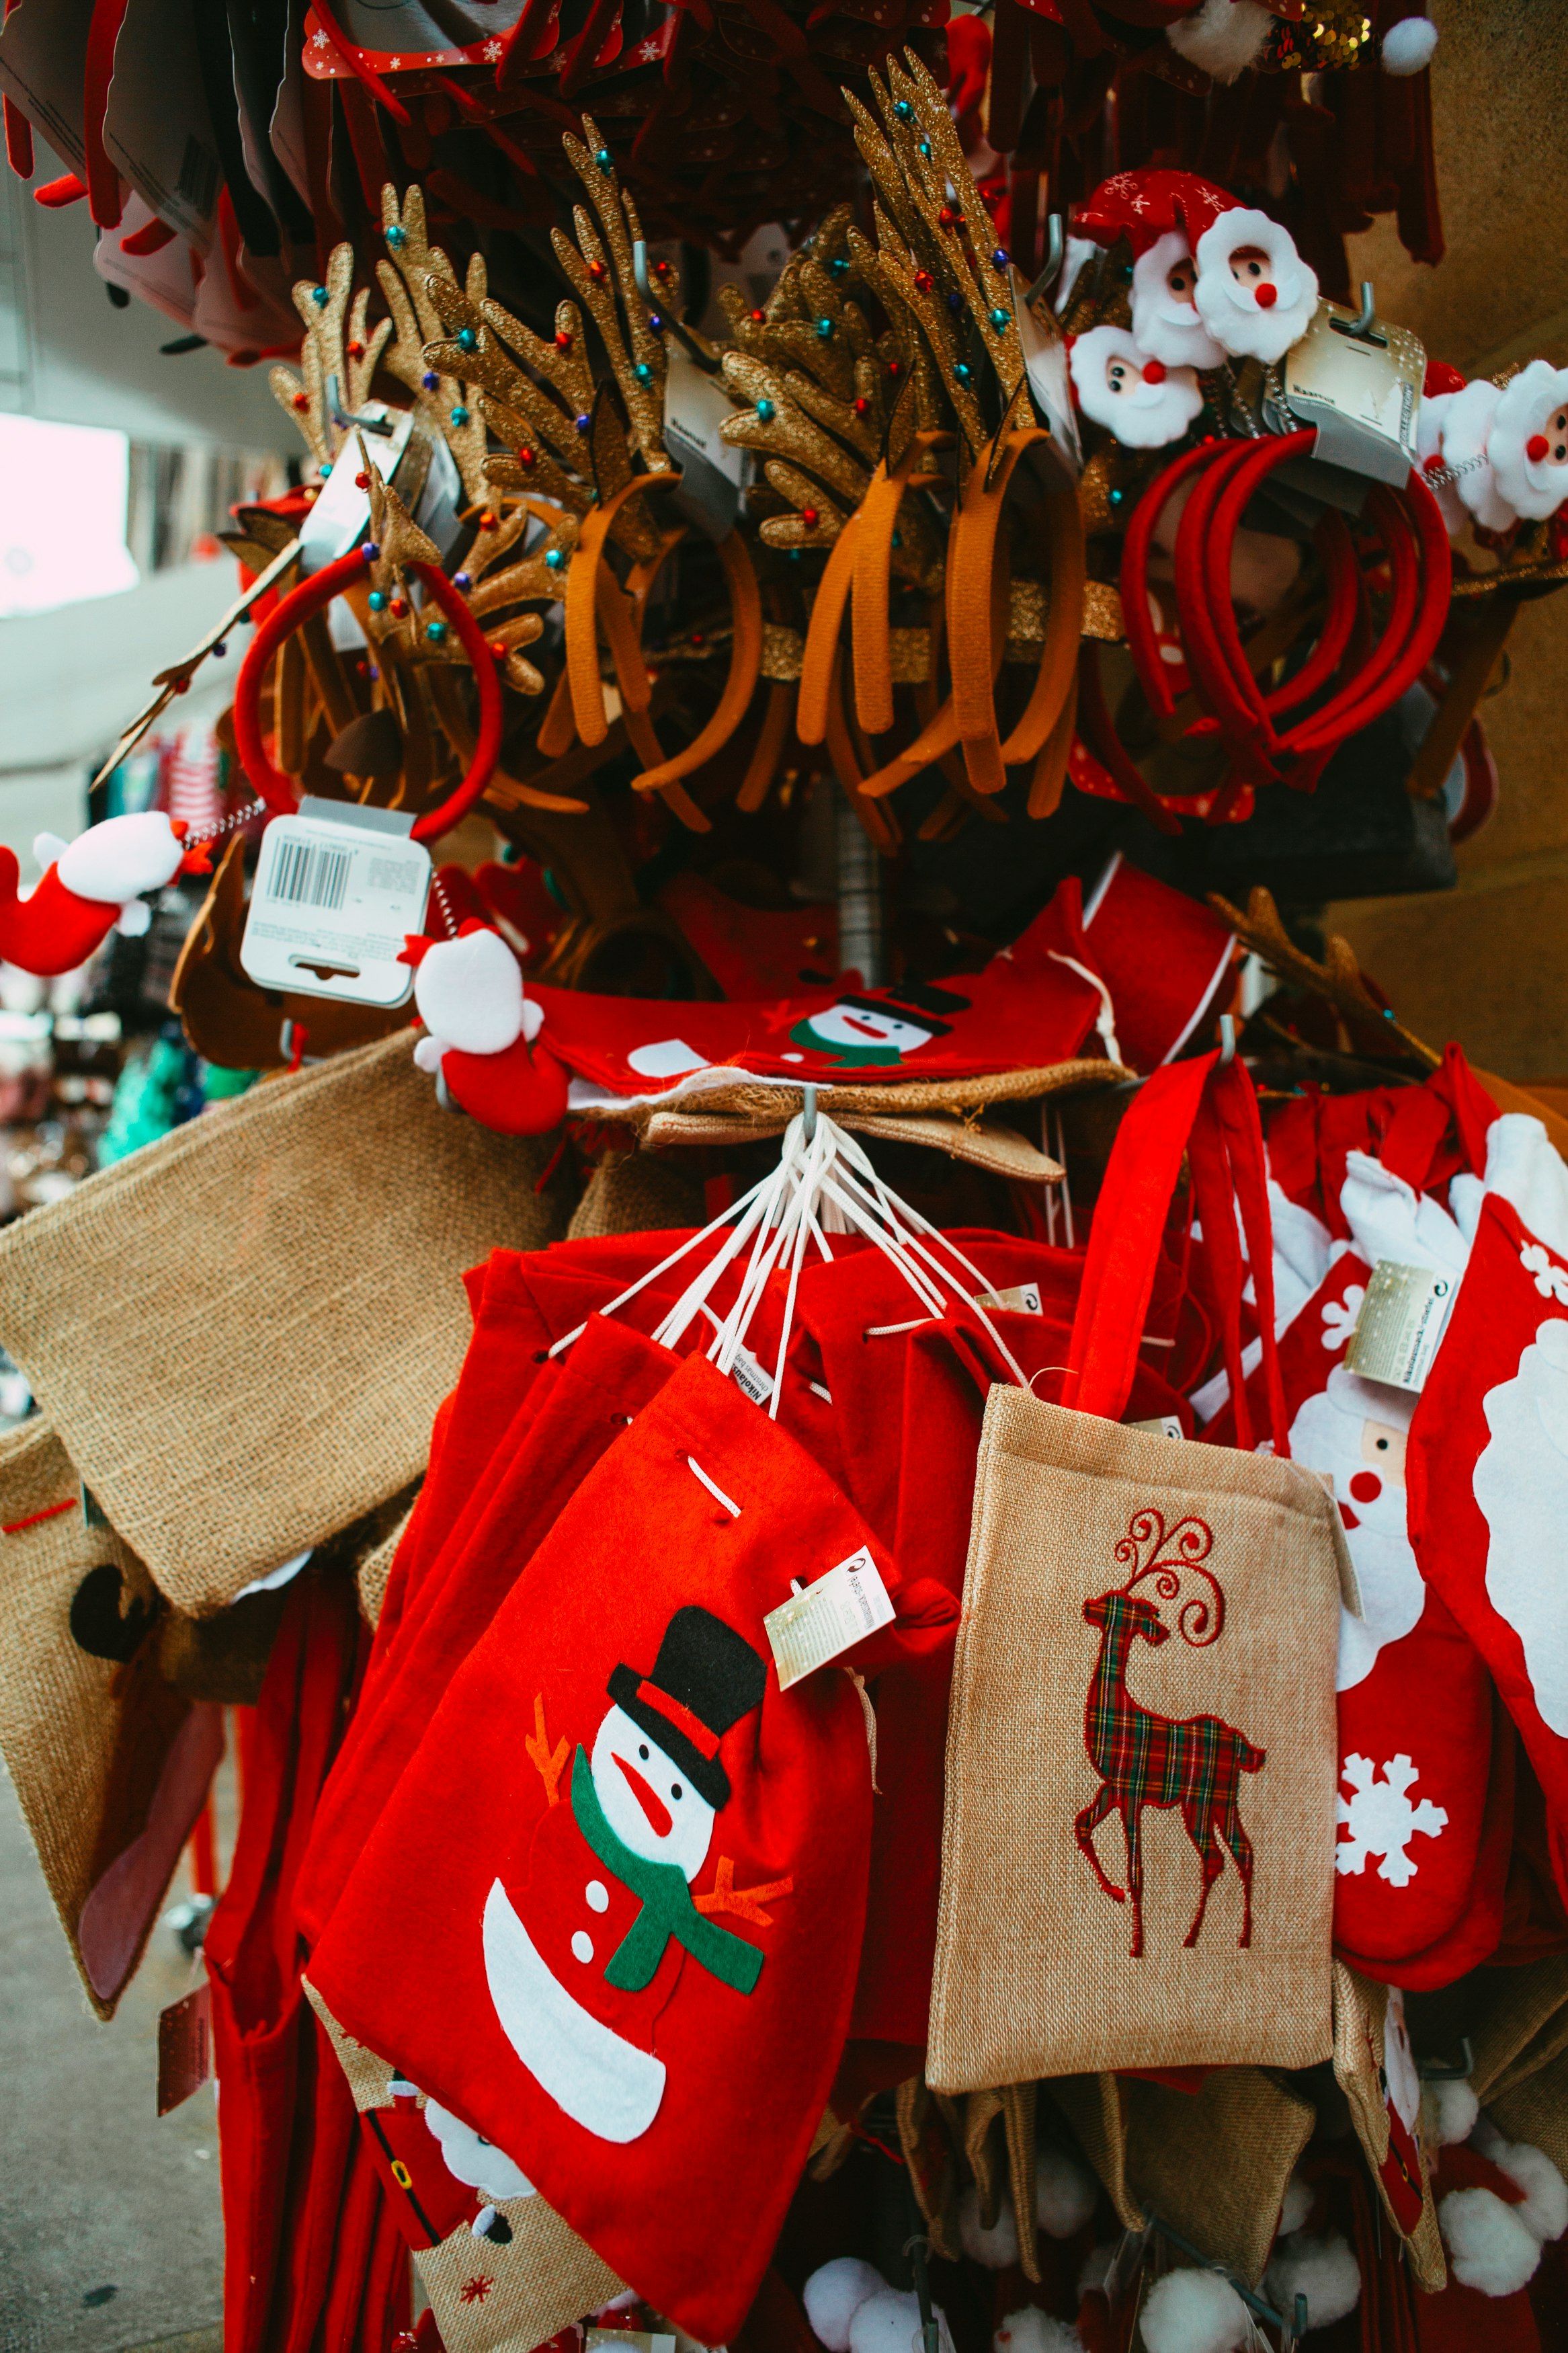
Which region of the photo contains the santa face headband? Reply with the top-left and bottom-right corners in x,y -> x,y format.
1130,233 -> 1227,371
1069,325 -> 1204,450
1194,208 -> 1320,364
1488,359 -> 1568,522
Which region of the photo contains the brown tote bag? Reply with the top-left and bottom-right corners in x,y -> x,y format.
928,1054 -> 1352,2085
0,1031 -> 564,1616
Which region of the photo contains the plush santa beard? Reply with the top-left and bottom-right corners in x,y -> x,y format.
1069,324 -> 1204,450
1130,233 -> 1227,370
1288,1367 -> 1423,1693
1193,206 -> 1319,365
1434,378 -> 1518,533
1487,358 -> 1568,523
1473,1317 -> 1568,1738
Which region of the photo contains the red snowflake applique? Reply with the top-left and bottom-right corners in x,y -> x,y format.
461,2276 -> 496,2304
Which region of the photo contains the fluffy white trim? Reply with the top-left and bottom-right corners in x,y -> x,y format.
1440,380 -> 1517,530
1167,0 -> 1272,83
1193,208 -> 1319,364
1036,2146 -> 1097,2239
1069,324 -> 1204,448
1489,2139 -> 1568,2243
1139,2269 -> 1251,2353
804,2259 -> 885,2351
1439,2186 -> 1543,2296
848,2291 -> 954,2353
993,2313 -> 1083,2353
1265,2231 -> 1361,2331
413,928 -> 525,1056
959,2182 -> 1021,2268
1131,233 -> 1227,370
1489,358 -> 1568,521
56,811 -> 185,905
1381,15 -> 1438,73
1278,2171 -> 1314,2239
1422,2077 -> 1480,2147
114,900 -> 152,938
413,1034 -> 446,1074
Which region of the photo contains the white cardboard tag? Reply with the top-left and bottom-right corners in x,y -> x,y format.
298,407 -> 414,574
239,800 -> 429,1007
104,0 -> 222,251
764,1546 -> 895,1691
664,344 -> 750,541
1128,1414 -> 1184,1441
1283,299 -> 1425,487
1346,1259 -> 1456,1392
975,1281 -> 1042,1316
725,1343 -> 776,1408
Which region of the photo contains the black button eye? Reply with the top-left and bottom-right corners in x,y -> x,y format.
638,1744 -> 649,1760
671,1784 -> 682,1801
1376,1437 -> 1389,1451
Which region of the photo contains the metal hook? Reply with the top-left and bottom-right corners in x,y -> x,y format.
1417,2035 -> 1475,2082
902,2236 -> 940,2353
802,1082 -> 818,1145
1329,282 -> 1387,347
1024,213 -> 1065,311
1219,1012 -> 1237,1066
324,373 -> 395,435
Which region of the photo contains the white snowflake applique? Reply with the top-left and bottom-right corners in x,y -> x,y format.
1336,1753 -> 1448,1886
1321,1285 -> 1366,1352
1520,1242 -> 1568,1306
483,38 -> 503,57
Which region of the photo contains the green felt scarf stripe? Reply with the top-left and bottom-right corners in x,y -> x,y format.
570,1746 -> 764,1997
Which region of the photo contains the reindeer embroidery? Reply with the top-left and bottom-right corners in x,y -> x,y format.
1075,1507 -> 1264,1958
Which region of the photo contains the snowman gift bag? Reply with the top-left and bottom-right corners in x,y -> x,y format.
309,1350 -> 904,2342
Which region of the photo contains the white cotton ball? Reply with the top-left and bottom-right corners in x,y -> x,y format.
1077,2245 -> 1116,2301
1380,15 -> 1438,73
803,2260 -> 885,2352
1167,0 -> 1273,82
1139,2269 -> 1251,2353
56,811 -> 185,904
959,2182 -> 1021,2268
1423,2078 -> 1480,2147
1278,2171 -> 1314,2240
1491,2141 -> 1568,2244
847,2290 -> 954,2353
1036,2147 -> 1097,2240
413,927 -> 524,1056
1265,2231 -> 1361,2331
1439,2186 -> 1544,2296
993,2311 -> 1083,2353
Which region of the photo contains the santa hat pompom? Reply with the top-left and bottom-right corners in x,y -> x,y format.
1488,359 -> 1568,521
848,2290 -> 954,2353
1422,2077 -> 1480,2147
1036,2146 -> 1098,2239
54,810 -> 187,906
1487,2139 -> 1568,2243
413,924 -> 525,1057
1438,380 -> 1518,531
1139,2269 -> 1251,2353
1265,2231 -> 1361,2331
993,2311 -> 1083,2353
1381,15 -> 1438,73
804,2259 -> 886,2351
958,2182 -> 1021,2269
1166,0 -> 1273,83
1278,2169 -> 1314,2239
1439,2187 -> 1544,2296
1131,233 -> 1226,371
1069,325 -> 1204,450
1193,208 -> 1319,364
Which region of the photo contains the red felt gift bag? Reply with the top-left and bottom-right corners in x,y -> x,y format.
308,1349 -> 936,2341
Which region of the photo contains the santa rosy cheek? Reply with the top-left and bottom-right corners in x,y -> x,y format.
1349,1471 -> 1382,1504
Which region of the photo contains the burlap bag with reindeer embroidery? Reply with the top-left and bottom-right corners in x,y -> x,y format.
927,1058 -> 1352,2085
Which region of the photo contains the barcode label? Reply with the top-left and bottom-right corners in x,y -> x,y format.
265,838 -> 352,912
176,134 -> 218,218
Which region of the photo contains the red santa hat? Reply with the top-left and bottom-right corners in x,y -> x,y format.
1193,206 -> 1319,365
1067,325 -> 1204,450
1487,359 -> 1568,523
1073,168 -> 1237,261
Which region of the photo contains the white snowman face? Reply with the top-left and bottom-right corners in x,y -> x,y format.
809,1004 -> 934,1054
423,2099 -> 535,2202
591,1702 -> 715,1880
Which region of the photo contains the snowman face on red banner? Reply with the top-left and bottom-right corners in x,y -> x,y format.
1130,232 -> 1226,370
1193,208 -> 1319,364
788,983 -> 965,1068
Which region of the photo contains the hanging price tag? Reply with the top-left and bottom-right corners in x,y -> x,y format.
1346,1259 -> 1456,1392
664,344 -> 751,541
975,1281 -> 1042,1316
1283,299 -> 1425,487
157,1978 -> 212,2115
240,798 -> 430,1008
765,1546 -> 895,1690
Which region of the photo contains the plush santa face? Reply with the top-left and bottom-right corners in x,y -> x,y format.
1193,208 -> 1319,364
423,2098 -> 536,2202
1473,1316 -> 1568,1738
1288,1367 -> 1424,1692
1069,325 -> 1204,450
1487,359 -> 1568,523
1130,232 -> 1227,370
590,1702 -> 716,1880
1436,378 -> 1517,533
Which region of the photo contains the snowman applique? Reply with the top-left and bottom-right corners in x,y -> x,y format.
788,979 -> 971,1070
483,1606 -> 778,2145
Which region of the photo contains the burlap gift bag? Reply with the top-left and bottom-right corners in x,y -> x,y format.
1331,1962 -> 1446,2290
1122,2069 -> 1317,2287
0,1030 -> 565,1614
928,1058 -> 1352,2085
0,1415 -> 222,2016
306,1984 -> 622,2352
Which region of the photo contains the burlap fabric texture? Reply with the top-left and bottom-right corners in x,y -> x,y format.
0,1031 -> 565,1616
1331,1962 -> 1446,2291
929,1390 -> 1350,2085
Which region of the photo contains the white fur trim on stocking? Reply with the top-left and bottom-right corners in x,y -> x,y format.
1489,359 -> 1568,522
1487,2139 -> 1568,2243
1278,2169 -> 1314,2239
1380,15 -> 1438,73
1069,325 -> 1204,449
958,2181 -> 1021,2268
413,928 -> 525,1056
1167,0 -> 1273,83
1265,2230 -> 1361,2331
1131,233 -> 1227,370
1438,380 -> 1517,532
413,1034 -> 447,1075
1139,2268 -> 1251,2353
1035,2145 -> 1097,2238
803,2258 -> 885,2351
114,900 -> 153,937
1421,2077 -> 1479,2148
1439,2186 -> 1543,2295
56,811 -> 185,906
1194,208 -> 1319,364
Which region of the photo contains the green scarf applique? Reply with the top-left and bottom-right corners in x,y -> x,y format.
787,1016 -> 903,1068
569,1746 -> 764,1997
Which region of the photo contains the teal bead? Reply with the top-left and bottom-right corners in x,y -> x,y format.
545,548 -> 565,571
634,361 -> 653,383
368,590 -> 387,612
954,362 -> 971,384
385,225 -> 406,249
319,462 -> 332,477
829,257 -> 848,278
311,285 -> 328,307
450,405 -> 470,427
892,530 -> 903,549
595,147 -> 612,171
816,317 -> 833,340
918,138 -> 931,156
458,327 -> 478,352
756,397 -> 776,422
990,307 -> 1011,330
894,98 -> 913,118
425,618 -> 448,643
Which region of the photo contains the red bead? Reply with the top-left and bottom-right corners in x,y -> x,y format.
347,338 -> 364,358
690,630 -> 705,647
1528,433 -> 1551,463
587,260 -> 608,281
887,359 -> 902,377
292,392 -> 309,411
555,329 -> 573,351
655,259 -> 671,275
854,396 -> 871,417
801,506 -> 819,528
390,596 -> 407,618
914,269 -> 934,292
480,510 -> 497,530
751,308 -> 766,323
355,470 -> 370,488
491,640 -> 508,659
516,445 -> 536,468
